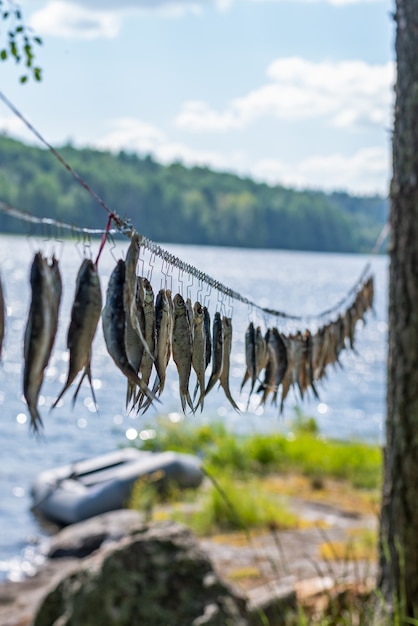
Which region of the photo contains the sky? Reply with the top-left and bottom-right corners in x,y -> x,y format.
0,0 -> 395,196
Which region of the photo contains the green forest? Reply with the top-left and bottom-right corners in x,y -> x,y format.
0,135 -> 387,253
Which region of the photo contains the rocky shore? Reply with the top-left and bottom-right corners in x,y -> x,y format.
0,497 -> 376,626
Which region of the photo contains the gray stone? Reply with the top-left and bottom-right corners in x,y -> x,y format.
47,509 -> 145,558
34,519 -> 248,626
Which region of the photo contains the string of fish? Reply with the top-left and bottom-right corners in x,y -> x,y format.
0,230 -> 373,433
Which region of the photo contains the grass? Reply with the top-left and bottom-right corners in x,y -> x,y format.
127,413 -> 383,625
133,412 -> 382,490
129,472 -> 299,535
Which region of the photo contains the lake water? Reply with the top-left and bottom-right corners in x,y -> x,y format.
0,234 -> 388,581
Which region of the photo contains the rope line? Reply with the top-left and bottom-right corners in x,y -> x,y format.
0,91 -> 374,323
0,199 -> 372,322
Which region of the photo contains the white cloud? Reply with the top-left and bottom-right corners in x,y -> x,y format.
95,116 -> 389,194
253,147 -> 390,194
176,57 -> 395,132
28,0 -> 231,39
30,1 -> 121,39
95,117 -> 235,171
0,116 -> 37,144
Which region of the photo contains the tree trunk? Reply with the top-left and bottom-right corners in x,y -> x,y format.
378,0 -> 418,619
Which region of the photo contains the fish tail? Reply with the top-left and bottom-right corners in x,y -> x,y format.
51,382 -> 70,411
205,373 -> 218,396
240,370 -> 250,392
194,389 -> 205,413
28,404 -> 44,435
221,383 -> 240,413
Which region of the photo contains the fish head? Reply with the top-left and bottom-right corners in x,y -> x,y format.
173,293 -> 186,314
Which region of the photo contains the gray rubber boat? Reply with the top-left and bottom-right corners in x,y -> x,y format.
30,448 -> 203,526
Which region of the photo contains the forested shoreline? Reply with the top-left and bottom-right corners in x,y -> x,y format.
0,135 -> 387,253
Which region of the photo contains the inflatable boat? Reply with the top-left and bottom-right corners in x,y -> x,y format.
30,448 -> 203,526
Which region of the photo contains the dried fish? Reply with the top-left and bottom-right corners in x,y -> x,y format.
240,322 -> 256,392
191,301 -> 206,411
135,277 -> 156,409
205,311 -> 224,396
152,289 -> 172,397
271,328 -> 288,406
52,258 -> 102,409
219,316 -> 240,411
23,253 -> 58,432
172,293 -> 194,412
102,260 -> 156,406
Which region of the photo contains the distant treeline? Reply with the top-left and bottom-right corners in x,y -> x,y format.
0,135 -> 388,253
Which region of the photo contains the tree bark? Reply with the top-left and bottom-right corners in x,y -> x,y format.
378,0 -> 418,619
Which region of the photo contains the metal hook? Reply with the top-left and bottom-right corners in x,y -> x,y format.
186,270 -> 194,302
203,281 -> 212,309
178,267 -> 184,297
196,276 -> 204,305
107,231 -> 118,263
226,293 -> 234,319
147,252 -> 156,283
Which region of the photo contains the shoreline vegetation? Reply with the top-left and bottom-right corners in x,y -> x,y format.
0,135 -> 387,254
128,413 -> 381,624
129,412 -> 381,536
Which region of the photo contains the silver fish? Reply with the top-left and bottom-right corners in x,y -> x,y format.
152,289 -> 172,397
219,316 -> 240,411
53,258 -> 102,409
205,312 -> 224,396
102,260 -> 156,406
203,306 -> 212,371
172,293 -> 194,412
23,253 -> 57,432
135,277 -> 156,410
240,322 -> 256,392
257,330 -> 278,406
271,328 -> 288,406
124,235 -> 153,362
191,301 -> 206,411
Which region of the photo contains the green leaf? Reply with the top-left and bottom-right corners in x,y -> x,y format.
15,26 -> 23,33
15,9 -> 21,20
19,74 -> 28,84
3,11 -> 9,19
0,49 -> 7,60
34,37 -> 42,45
33,67 -> 42,81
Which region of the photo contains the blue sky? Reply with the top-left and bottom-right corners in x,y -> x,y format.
0,0 -> 394,195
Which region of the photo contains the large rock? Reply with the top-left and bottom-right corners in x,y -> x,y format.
34,517 -> 248,626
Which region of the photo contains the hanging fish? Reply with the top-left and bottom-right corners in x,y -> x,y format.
191,302 -> 206,411
193,305 -> 212,404
240,322 -> 256,393
205,311 -> 224,396
52,258 -> 102,409
271,328 -> 288,406
203,306 -> 212,371
102,260 -> 156,407
300,330 -> 319,399
0,272 -> 5,361
257,329 -> 278,406
152,289 -> 172,397
123,235 -> 153,380
172,293 -> 194,413
23,253 -> 59,432
135,277 -> 156,410
219,316 -> 240,412
48,256 -> 62,362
